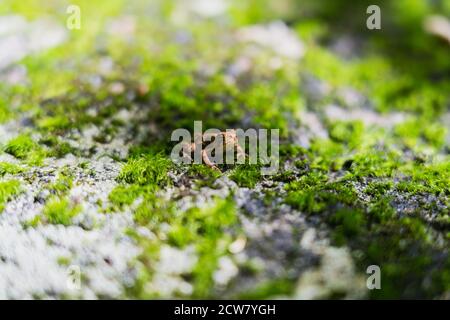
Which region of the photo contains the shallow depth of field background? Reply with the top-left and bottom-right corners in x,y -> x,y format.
0,0 -> 449,299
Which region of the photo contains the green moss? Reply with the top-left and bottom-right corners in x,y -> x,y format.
239,82 -> 294,137
309,139 -> 344,170
42,197 -> 81,226
134,193 -> 173,225
1,0 -> 448,299
48,169 -> 74,197
188,198 -> 238,297
4,134 -> 45,164
395,118 -> 447,149
328,120 -> 364,149
36,116 -> 71,132
399,161 -> 449,196
0,103 -> 11,123
129,197 -> 239,298
303,44 -> 449,116
108,184 -> 143,209
359,213 -> 447,299
238,279 -> 295,299
5,135 -> 34,159
329,208 -> 366,244
23,215 -> 42,229
109,153 -> 174,215
186,164 -> 222,188
367,196 -> 396,224
272,170 -> 296,183
345,151 -> 401,179
0,180 -> 21,212
57,256 -> 71,266
0,162 -> 25,176
285,189 -> 323,213
40,136 -> 77,158
283,150 -> 448,298
364,181 -> 393,198
229,0 -> 296,25
287,179 -> 362,216
117,153 -> 172,187
279,144 -> 306,159
229,164 -> 262,188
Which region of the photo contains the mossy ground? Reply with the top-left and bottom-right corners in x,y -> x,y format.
0,0 -> 448,299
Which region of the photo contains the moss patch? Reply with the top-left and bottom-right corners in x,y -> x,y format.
3,134 -> 45,165
0,180 -> 22,212
117,153 -> 172,187
41,197 -> 81,226
230,164 -> 262,188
